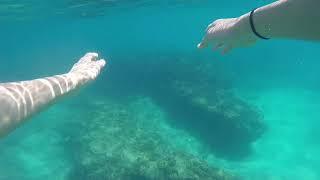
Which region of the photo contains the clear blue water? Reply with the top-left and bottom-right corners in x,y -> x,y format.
1,0 -> 320,179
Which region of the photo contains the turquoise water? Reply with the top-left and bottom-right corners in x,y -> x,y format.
1,0 -> 320,179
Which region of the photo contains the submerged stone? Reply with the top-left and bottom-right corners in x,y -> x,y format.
98,54 -> 266,159
68,98 -> 238,180
146,57 -> 266,159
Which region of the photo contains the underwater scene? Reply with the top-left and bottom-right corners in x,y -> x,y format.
1,0 -> 320,179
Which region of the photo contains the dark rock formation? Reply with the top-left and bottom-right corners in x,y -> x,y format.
99,54 -> 266,159
68,98 -> 237,180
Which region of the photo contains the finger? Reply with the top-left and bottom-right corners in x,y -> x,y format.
222,45 -> 233,55
198,25 -> 217,49
197,35 -> 211,49
81,52 -> 98,63
206,22 -> 216,32
213,43 -> 224,51
96,59 -> 106,69
85,52 -> 98,59
97,59 -> 106,68
92,59 -> 106,74
197,42 -> 207,49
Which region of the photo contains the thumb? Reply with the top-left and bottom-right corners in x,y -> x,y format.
197,42 -> 207,49
197,33 -> 212,49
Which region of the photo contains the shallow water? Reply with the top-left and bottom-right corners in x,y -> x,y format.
1,0 -> 320,179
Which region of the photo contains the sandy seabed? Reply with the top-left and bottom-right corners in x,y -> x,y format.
0,87 -> 319,180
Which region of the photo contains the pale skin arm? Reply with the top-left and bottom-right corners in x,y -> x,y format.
0,53 -> 106,138
198,0 -> 320,53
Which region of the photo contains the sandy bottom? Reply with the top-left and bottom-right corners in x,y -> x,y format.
225,87 -> 320,179
1,88 -> 320,180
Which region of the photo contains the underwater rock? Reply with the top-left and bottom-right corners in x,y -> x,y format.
144,57 -> 266,159
99,54 -> 266,159
68,98 -> 237,180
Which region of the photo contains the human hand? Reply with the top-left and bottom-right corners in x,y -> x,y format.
198,14 -> 258,54
68,52 -> 106,87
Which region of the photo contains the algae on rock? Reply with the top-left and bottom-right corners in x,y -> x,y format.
69,97 -> 237,180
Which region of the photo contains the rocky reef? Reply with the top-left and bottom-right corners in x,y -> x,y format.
119,55 -> 266,159
94,53 -> 266,159
62,54 -> 266,179
68,97 -> 237,180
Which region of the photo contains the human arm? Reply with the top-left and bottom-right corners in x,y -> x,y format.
198,0 -> 320,53
0,53 -> 106,138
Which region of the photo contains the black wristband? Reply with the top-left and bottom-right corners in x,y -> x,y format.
250,8 -> 270,40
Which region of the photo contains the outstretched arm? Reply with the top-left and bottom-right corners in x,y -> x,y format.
0,53 -> 106,138
198,0 -> 320,53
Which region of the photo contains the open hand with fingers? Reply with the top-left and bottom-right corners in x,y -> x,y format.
197,15 -> 258,54
68,52 -> 106,87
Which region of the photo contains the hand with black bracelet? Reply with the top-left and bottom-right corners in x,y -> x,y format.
198,0 -> 320,54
